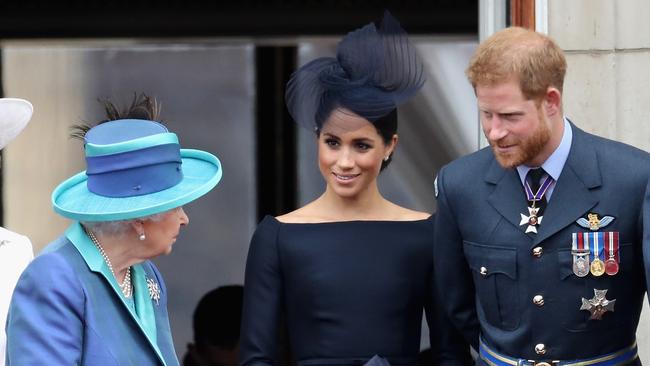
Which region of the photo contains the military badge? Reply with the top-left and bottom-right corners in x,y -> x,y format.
520,206 -> 543,234
590,257 -> 605,276
580,289 -> 616,320
587,232 -> 605,276
604,231 -> 620,275
576,213 -> 615,231
571,233 -> 590,277
520,174 -> 553,234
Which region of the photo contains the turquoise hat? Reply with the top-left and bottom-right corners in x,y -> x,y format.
52,119 -> 222,222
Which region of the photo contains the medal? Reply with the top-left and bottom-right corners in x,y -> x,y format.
572,232 -> 590,277
520,206 -> 543,234
588,232 -> 605,276
580,289 -> 616,320
590,259 -> 605,276
520,174 -> 553,234
604,259 -> 618,275
604,231 -> 620,275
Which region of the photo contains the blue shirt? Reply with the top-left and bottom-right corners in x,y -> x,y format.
516,118 -> 572,201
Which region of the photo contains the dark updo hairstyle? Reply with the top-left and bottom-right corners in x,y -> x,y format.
285,11 -> 424,172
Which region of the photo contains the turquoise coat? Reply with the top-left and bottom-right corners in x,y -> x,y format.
6,222 -> 179,366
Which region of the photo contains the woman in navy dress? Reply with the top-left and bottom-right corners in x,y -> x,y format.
240,12 -> 471,366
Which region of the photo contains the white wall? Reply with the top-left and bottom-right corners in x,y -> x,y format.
547,0 -> 650,357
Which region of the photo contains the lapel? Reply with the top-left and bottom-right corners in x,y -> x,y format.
147,266 -> 178,365
65,223 -> 168,366
533,125 -> 600,245
484,124 -> 601,246
485,158 -> 531,232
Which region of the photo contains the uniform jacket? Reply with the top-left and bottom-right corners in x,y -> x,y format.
5,222 -> 179,366
0,227 -> 32,366
433,123 -> 650,360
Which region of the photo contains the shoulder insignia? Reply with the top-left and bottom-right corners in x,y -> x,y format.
434,176 -> 439,198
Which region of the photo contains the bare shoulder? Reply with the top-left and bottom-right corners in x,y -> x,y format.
386,203 -> 431,221
275,202 -> 327,224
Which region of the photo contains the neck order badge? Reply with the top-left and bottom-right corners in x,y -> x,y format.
519,169 -> 553,234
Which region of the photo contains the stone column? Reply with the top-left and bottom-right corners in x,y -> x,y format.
548,0 -> 650,357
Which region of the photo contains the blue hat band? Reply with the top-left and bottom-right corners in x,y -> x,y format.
86,143 -> 183,198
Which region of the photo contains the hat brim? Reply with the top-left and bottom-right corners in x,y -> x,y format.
0,98 -> 33,150
52,149 -> 222,222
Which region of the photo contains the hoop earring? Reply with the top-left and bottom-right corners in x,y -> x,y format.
139,232 -> 146,241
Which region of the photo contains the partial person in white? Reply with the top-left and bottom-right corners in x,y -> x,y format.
0,98 -> 34,366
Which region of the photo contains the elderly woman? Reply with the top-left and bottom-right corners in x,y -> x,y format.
5,96 -> 222,366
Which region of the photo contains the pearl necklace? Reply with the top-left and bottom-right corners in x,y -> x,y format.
85,228 -> 133,298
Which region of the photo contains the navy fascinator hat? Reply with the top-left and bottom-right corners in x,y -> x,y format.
285,11 -> 425,131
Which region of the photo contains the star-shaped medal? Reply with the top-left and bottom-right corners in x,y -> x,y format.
580,289 -> 615,320
520,206 -> 543,233
146,278 -> 161,305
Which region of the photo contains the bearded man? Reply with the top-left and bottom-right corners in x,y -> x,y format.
433,27 -> 650,364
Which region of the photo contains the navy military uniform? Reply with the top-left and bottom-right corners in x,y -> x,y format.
433,122 -> 650,364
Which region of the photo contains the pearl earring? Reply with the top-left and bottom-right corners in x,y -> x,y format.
383,156 -> 390,162
139,233 -> 146,241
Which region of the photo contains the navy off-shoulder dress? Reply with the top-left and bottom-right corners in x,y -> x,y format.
240,215 -> 471,366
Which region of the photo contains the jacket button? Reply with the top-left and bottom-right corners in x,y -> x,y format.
532,247 -> 543,257
480,267 -> 488,277
533,295 -> 545,306
535,343 -> 547,355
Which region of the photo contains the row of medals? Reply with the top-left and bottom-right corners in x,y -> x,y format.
572,248 -> 618,277
523,181 -> 619,278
